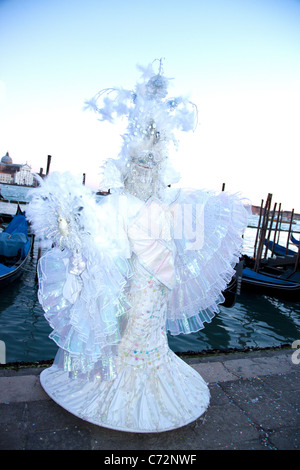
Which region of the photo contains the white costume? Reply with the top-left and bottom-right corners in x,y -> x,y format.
26,61 -> 250,432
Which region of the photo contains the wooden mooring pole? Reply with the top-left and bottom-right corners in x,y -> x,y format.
286,209 -> 294,255
254,193 -> 272,272
276,211 -> 283,245
264,202 -> 277,259
271,202 -> 281,257
46,155 -> 52,175
253,199 -> 264,259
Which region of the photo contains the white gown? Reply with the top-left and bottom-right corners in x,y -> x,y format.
27,177 -> 250,433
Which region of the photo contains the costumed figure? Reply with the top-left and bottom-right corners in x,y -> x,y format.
26,60 -> 251,433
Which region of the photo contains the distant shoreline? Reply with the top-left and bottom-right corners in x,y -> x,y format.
249,204 -> 300,221
0,182 -> 37,189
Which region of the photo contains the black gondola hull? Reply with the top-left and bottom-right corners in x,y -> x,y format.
241,276 -> 300,301
0,207 -> 32,288
0,238 -> 32,288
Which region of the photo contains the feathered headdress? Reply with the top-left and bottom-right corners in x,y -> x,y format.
84,59 -> 198,196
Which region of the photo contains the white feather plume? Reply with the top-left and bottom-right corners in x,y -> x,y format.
26,172 -> 103,251
84,60 -> 198,190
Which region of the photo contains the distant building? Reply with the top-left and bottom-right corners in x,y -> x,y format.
0,152 -> 34,186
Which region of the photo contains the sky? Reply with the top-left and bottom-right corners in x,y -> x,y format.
0,0 -> 300,211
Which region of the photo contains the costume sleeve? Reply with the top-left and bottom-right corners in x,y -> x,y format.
166,188 -> 251,335
26,172 -> 132,380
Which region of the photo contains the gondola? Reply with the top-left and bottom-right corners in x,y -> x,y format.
291,233 -> 300,246
0,206 -> 31,288
220,260 -> 244,308
264,239 -> 296,257
241,266 -> 300,301
220,276 -> 237,307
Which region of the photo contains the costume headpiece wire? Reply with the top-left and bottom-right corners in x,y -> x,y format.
84,59 -> 198,199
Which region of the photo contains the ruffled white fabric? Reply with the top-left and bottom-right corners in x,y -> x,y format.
40,351 -> 209,433
166,189 -> 251,335
37,246 -> 132,380
26,174 -> 133,381
40,265 -> 209,432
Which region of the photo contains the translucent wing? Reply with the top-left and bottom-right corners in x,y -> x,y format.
166,189 -> 251,335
